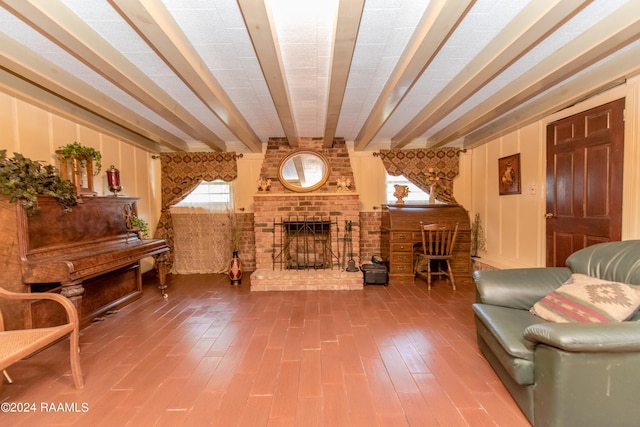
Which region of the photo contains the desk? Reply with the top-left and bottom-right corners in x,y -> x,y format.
381,204 -> 471,280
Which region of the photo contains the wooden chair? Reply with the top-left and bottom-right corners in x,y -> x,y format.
0,286 -> 83,392
414,222 -> 459,290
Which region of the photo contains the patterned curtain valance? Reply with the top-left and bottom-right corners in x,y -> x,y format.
379,148 -> 461,204
160,152 -> 238,207
155,152 -> 238,268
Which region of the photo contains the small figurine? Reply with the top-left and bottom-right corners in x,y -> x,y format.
336,176 -> 351,192
257,176 -> 272,191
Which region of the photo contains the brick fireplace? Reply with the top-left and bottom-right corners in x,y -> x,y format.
250,138 -> 363,291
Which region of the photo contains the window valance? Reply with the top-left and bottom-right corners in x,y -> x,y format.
378,148 -> 461,204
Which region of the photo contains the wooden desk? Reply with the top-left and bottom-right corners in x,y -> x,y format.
381,204 -> 471,280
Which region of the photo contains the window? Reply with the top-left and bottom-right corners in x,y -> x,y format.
386,173 -> 429,204
172,180 -> 232,211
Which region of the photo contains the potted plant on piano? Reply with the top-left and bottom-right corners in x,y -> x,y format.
0,150 -> 77,216
57,141 -> 102,196
130,216 -> 149,238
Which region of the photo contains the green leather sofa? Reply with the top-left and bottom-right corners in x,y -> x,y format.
472,240 -> 640,427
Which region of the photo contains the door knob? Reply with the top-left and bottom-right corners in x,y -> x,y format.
544,213 -> 554,219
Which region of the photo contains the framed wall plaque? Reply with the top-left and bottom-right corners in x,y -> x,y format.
498,153 -> 521,195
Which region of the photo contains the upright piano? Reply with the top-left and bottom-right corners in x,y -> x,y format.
0,195 -> 169,330
381,204 -> 471,280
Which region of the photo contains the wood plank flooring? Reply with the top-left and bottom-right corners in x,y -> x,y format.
0,272 -> 530,426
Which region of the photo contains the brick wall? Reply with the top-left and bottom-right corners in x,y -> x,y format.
245,201 -> 382,276
250,137 -> 366,290
237,212 -> 256,271
258,137 -> 356,193
359,211 -> 383,263
253,194 -> 360,270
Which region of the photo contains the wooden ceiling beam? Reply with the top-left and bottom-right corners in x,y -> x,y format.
0,34 -> 189,152
428,2 -> 640,149
391,0 -> 590,149
323,0 -> 365,148
353,0 -> 473,151
237,0 -> 299,147
0,69 -> 163,153
2,0 -> 226,151
111,0 -> 263,153
463,43 -> 640,148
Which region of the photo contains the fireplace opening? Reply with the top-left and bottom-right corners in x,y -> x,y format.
273,217 -> 340,270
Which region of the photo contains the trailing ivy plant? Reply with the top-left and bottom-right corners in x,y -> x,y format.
58,141 -> 102,175
130,216 -> 149,238
0,150 -> 77,216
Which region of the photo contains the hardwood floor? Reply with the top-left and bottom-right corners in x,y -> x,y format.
0,272 -> 530,426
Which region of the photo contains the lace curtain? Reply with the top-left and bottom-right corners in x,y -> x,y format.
154,152 -> 238,269
378,148 -> 462,204
170,211 -> 231,274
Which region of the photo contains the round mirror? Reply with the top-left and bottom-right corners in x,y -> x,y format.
278,150 -> 330,192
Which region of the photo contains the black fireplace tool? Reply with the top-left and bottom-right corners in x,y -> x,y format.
344,220 -> 359,272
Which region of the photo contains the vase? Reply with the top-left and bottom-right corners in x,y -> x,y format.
229,251 -> 242,285
393,184 -> 409,204
429,185 -> 436,204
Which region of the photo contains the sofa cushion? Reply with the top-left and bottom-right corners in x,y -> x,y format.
473,304 -> 546,385
530,274 -> 640,323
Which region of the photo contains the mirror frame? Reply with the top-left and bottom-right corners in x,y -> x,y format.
278,150 -> 330,192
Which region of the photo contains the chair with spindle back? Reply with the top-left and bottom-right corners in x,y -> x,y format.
414,222 -> 459,290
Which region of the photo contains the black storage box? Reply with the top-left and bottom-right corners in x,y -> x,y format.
360,263 -> 388,286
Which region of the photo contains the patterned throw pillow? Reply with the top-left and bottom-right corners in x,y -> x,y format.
530,274 -> 640,323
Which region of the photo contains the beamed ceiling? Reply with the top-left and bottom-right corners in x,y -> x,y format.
1,0 -> 640,153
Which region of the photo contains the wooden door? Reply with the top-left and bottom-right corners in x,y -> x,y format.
546,98 -> 624,267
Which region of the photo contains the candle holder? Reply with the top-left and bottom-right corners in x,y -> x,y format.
106,164 -> 123,196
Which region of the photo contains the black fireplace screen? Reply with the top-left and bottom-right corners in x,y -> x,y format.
273,216 -> 342,270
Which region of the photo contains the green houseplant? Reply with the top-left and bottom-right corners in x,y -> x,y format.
129,216 -> 149,238
57,141 -> 102,195
0,150 -> 77,216
58,141 -> 102,175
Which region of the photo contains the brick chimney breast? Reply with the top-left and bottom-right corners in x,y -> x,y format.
251,138 -> 362,291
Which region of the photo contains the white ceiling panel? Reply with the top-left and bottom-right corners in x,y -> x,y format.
377,0 -> 530,141
425,0 -> 638,145
0,0 -> 637,152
